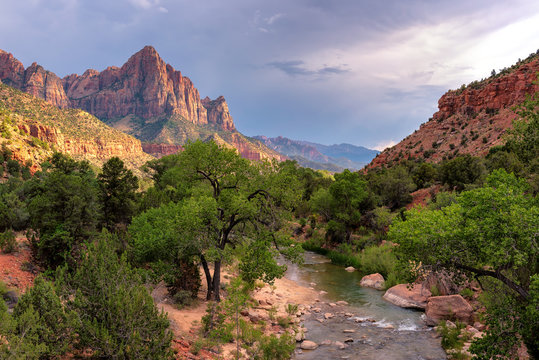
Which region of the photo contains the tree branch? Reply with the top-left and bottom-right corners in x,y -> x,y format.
453,262 -> 529,301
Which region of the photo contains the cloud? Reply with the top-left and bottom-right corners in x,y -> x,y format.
267,60 -> 349,77
373,140 -> 397,151
128,0 -> 167,12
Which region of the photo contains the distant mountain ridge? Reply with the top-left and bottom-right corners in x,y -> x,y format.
0,47 -> 283,162
254,135 -> 379,171
368,51 -> 539,169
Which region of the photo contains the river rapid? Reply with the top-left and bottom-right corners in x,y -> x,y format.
285,252 -> 446,360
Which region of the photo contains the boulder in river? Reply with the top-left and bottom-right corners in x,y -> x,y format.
383,283 -> 431,309
345,266 -> 356,272
300,340 -> 318,350
360,273 -> 385,290
425,295 -> 474,325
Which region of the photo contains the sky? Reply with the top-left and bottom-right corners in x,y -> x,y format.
1,1 -> 539,150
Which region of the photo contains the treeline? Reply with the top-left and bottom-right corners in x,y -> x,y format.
0,141 -> 303,359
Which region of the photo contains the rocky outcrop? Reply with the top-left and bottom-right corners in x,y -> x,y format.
368,54 -> 539,168
0,50 -> 70,108
201,96 -> 235,131
383,283 -> 431,309
0,47 -> 234,132
425,295 -> 474,326
0,82 -> 152,172
0,47 -> 283,163
141,143 -> 183,158
359,273 -> 385,290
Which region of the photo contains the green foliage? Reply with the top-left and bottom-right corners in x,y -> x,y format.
358,244 -> 399,279
13,276 -> 75,358
98,157 -> 138,230
439,155 -> 486,191
0,229 -> 17,253
6,159 -> 20,176
412,162 -> 437,188
0,178 -> 29,231
131,140 -> 299,301
27,153 -> 100,268
57,232 -> 174,359
254,333 -> 295,360
366,165 -> 415,210
438,321 -> 466,351
311,169 -> 371,243
390,170 -> 538,358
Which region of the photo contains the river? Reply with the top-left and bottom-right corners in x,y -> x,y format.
285,252 -> 446,360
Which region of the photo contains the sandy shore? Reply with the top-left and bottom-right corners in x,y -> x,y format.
151,267 -> 319,359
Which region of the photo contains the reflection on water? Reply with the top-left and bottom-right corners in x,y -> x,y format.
286,252 -> 446,360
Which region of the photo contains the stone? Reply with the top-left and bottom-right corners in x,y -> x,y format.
345,266 -> 355,272
425,295 -> 474,326
344,338 -> 354,343
329,303 -> 337,307
337,300 -> 348,305
321,340 -> 332,346
324,313 -> 334,319
360,273 -> 385,290
335,341 -> 348,350
300,340 -> 318,350
473,322 -> 485,331
343,329 -> 355,333
383,283 -> 431,309
295,331 -> 305,342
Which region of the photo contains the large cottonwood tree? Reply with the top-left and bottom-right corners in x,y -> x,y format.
130,140 -> 300,301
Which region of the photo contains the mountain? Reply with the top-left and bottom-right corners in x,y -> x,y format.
254,135 -> 379,171
0,80 -> 152,173
368,52 -> 539,168
0,47 -> 283,162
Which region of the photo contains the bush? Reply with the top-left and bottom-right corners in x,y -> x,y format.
13,276 -> 75,358
358,244 -> 398,278
6,159 -> 20,176
255,333 -> 295,360
0,229 -> 17,253
57,232 -> 174,359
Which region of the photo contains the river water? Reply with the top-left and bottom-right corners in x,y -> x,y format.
285,252 -> 446,360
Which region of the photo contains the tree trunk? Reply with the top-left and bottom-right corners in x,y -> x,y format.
213,260 -> 221,301
200,255 -> 213,300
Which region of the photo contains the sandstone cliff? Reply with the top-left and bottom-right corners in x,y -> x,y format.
0,82 -> 152,172
368,53 -> 539,168
0,47 -> 282,162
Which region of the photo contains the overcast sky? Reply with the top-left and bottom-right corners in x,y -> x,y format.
1,0 -> 539,149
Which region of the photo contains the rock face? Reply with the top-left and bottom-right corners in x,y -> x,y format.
141,143 -> 183,158
201,96 -> 235,131
360,273 -> 385,290
0,47 -> 283,162
383,283 -> 431,309
368,53 -> 539,168
0,82 -> 151,172
425,295 -> 474,326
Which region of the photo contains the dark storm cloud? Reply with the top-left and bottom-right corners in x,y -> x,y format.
1,0 -> 538,148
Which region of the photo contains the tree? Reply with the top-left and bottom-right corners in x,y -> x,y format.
389,170 -> 538,358
98,157 -> 138,230
27,153 -> 100,268
131,140 -> 300,301
439,155 -> 486,191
